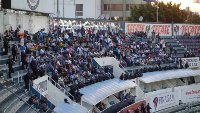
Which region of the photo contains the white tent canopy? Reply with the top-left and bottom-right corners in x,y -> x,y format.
53,103 -> 88,113
140,69 -> 200,83
79,78 -> 137,105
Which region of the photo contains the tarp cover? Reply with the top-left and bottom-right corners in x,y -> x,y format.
140,69 -> 200,83
53,103 -> 88,113
80,78 -> 137,105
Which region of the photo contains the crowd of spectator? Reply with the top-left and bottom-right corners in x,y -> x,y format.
1,23 -> 184,112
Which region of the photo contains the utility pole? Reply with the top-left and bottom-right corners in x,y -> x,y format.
63,0 -> 64,18
57,0 -> 59,17
74,0 -> 76,18
109,0 -> 111,20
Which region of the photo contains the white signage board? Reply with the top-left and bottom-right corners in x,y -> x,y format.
11,0 -> 54,14
173,24 -> 200,36
181,57 -> 200,68
147,92 -> 179,112
181,85 -> 200,103
125,23 -> 172,36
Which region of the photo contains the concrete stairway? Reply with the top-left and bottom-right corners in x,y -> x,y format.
0,79 -> 37,113
162,37 -> 187,58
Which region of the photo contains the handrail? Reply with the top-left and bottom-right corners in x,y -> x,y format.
48,76 -> 75,100
119,63 -> 130,75
0,82 -> 39,113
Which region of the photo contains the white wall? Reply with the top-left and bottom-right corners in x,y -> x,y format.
2,12 -> 49,33
54,0 -> 101,19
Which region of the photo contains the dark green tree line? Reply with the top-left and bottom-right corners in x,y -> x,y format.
129,1 -> 200,24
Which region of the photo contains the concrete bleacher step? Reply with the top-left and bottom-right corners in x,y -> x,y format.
16,103 -> 35,113
0,86 -> 24,113
4,93 -> 29,113
0,82 -> 17,103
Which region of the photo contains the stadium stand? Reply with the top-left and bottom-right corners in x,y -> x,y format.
0,22 -> 200,113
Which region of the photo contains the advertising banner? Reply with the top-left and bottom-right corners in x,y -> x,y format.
118,100 -> 146,113
173,24 -> 200,36
181,57 -> 200,68
11,0 -> 54,14
181,85 -> 200,103
125,23 -> 172,36
147,92 -> 179,112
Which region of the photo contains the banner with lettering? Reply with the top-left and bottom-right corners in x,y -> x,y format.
181,57 -> 200,68
181,85 -> 200,103
173,24 -> 200,36
147,92 -> 179,112
125,23 -> 172,36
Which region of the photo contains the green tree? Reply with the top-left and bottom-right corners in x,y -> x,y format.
129,1 -> 200,24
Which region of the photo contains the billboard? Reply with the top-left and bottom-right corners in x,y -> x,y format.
125,23 -> 172,36
173,24 -> 200,36
194,0 -> 200,3
118,100 -> 146,113
147,92 -> 179,112
181,86 -> 200,103
181,57 -> 200,68
2,0 -> 54,14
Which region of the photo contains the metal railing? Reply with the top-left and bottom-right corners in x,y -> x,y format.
119,63 -> 130,75
48,76 -> 75,101
33,83 -> 56,102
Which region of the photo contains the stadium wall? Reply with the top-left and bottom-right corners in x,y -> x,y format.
1,12 -> 49,34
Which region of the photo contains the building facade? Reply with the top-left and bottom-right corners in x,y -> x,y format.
54,0 -> 146,20
101,0 -> 146,20
54,0 -> 101,19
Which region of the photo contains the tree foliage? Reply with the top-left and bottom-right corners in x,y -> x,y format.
129,1 -> 200,24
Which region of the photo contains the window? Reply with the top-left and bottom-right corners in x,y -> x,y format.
76,4 -> 83,11
76,12 -> 83,16
76,4 -> 83,16
104,4 -> 110,11
110,4 -> 123,11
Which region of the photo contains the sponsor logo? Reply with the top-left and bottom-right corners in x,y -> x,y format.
186,90 -> 200,95
153,97 -> 158,110
27,0 -> 40,10
153,94 -> 175,110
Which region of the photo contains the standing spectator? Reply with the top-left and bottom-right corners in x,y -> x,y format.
146,103 -> 152,113
24,71 -> 31,91
7,56 -> 14,78
21,52 -> 28,69
11,44 -> 18,61
3,36 -> 9,55
141,103 -> 146,113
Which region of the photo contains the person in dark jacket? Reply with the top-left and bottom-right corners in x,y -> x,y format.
146,103 -> 152,113
11,44 -> 17,61
24,72 -> 31,91
3,36 -> 9,55
7,56 -> 14,78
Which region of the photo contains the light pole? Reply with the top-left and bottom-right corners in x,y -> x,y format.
156,6 -> 159,23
